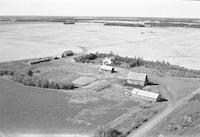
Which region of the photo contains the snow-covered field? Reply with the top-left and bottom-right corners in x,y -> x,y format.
0,22 -> 200,69
4,133 -> 90,137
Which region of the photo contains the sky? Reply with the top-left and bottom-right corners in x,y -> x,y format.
0,0 -> 200,18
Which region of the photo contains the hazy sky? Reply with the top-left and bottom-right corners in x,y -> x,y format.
0,0 -> 200,18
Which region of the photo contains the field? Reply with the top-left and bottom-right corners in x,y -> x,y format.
0,77 -> 143,136
1,55 -> 200,136
1,22 -> 200,69
1,18 -> 200,137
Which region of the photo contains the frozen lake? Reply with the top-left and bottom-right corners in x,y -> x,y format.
0,22 -> 200,69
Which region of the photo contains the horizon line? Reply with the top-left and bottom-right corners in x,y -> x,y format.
0,15 -> 200,20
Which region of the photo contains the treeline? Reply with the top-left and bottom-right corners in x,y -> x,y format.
104,23 -> 145,27
74,52 -> 200,78
0,70 -> 15,76
74,53 -> 98,63
0,70 -> 75,90
144,22 -> 200,28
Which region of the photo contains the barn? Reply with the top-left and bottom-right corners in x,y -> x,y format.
61,50 -> 74,58
127,71 -> 148,86
99,65 -> 114,73
131,88 -> 161,102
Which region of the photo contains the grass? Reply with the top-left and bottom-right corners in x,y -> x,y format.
158,77 -> 200,100
0,78 -> 145,134
148,96 -> 200,136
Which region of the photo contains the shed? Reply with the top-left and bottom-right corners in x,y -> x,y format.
131,88 -> 161,102
62,50 -> 74,58
99,65 -> 114,73
127,72 -> 148,86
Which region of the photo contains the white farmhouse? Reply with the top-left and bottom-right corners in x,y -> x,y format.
102,57 -> 115,65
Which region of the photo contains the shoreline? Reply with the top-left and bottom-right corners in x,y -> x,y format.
6,133 -> 91,137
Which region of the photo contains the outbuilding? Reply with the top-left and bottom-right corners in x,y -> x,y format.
62,50 -> 74,58
131,88 -> 161,102
99,65 -> 114,73
127,71 -> 148,86
102,57 -> 115,65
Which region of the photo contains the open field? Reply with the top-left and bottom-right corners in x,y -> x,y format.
0,77 -> 144,136
1,22 -> 200,69
1,18 -> 200,137
0,57 -> 164,136
1,55 -> 200,136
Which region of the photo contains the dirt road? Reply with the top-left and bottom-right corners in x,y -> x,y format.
128,87 -> 200,137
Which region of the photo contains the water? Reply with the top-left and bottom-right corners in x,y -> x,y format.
0,22 -> 200,69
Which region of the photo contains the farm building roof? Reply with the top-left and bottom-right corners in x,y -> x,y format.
62,50 -> 73,57
63,50 -> 73,54
131,88 -> 160,101
127,71 -> 147,82
72,76 -> 96,86
99,65 -> 114,71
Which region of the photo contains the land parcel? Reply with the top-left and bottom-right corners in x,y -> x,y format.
72,76 -> 96,87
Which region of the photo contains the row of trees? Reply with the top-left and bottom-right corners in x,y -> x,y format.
0,70 -> 15,76
11,72 -> 75,90
0,69 -> 75,90
74,53 -> 98,63
74,52 -> 200,78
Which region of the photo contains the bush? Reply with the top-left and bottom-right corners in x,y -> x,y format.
48,81 -> 60,89
40,79 -> 50,88
12,73 -> 36,86
189,94 -> 200,102
0,70 -> 15,76
94,127 -> 124,137
58,82 -> 75,90
11,71 -> 75,90
27,70 -> 33,76
166,123 -> 180,132
74,53 -> 97,63
22,76 -> 36,86
180,115 -> 193,127
12,72 -> 25,83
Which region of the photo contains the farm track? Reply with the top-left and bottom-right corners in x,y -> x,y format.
127,87 -> 200,137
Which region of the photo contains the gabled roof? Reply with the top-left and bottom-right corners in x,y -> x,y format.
63,50 -> 73,54
127,71 -> 147,82
99,65 -> 114,71
131,88 -> 160,99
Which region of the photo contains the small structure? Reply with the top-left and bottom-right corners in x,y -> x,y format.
102,57 -> 115,65
131,88 -> 161,102
99,65 -> 114,73
127,71 -> 148,86
62,50 -> 74,58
